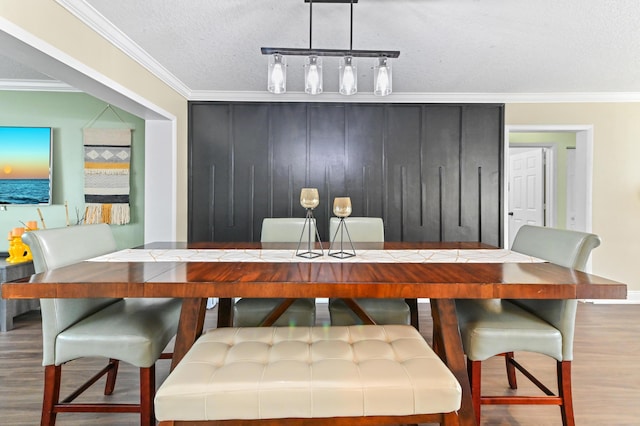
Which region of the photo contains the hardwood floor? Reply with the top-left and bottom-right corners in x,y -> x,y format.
0,302 -> 638,425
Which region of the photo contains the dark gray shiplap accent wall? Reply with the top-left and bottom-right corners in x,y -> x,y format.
188,102 -> 504,246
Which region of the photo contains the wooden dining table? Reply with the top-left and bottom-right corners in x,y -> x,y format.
1,241 -> 627,426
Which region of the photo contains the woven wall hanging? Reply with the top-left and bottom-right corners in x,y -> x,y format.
83,127 -> 131,225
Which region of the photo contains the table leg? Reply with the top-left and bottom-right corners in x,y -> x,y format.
342,298 -> 376,325
260,298 -> 296,326
216,297 -> 233,327
171,298 -> 208,371
406,298 -> 419,330
430,298 -> 476,426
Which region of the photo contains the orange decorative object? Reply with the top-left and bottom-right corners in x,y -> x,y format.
6,227 -> 32,263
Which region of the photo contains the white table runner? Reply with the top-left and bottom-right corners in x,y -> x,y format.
90,248 -> 544,264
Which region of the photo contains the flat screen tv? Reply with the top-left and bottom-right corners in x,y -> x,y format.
0,126 -> 53,205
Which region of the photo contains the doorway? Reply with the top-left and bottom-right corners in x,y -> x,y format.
504,125 -> 594,249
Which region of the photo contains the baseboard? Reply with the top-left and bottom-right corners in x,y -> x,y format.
420,296 -> 640,305
418,297 -> 640,304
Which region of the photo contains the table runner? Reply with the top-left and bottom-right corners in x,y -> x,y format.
90,248 -> 544,264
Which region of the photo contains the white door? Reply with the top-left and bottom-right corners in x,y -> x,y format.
508,148 -> 545,247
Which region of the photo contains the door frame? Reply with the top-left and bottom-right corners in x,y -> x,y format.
504,125 -> 594,248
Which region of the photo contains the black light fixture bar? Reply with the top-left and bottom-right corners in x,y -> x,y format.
303,0 -> 358,3
261,47 -> 399,58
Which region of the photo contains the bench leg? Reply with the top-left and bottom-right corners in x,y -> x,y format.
443,411 -> 461,426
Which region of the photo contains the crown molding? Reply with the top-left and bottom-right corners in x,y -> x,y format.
9,83 -> 634,103
496,92 -> 640,103
189,90 -> 640,103
0,79 -> 80,92
56,0 -> 191,98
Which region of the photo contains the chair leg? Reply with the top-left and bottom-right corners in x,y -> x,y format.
104,358 -> 120,395
41,365 -> 61,426
467,359 -> 482,426
558,361 -> 575,426
140,365 -> 156,426
505,351 -> 518,389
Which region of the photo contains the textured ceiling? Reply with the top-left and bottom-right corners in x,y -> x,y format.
0,53 -> 51,80
2,0 -> 640,98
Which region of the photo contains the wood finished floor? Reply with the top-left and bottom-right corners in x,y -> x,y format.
1,303 -> 639,425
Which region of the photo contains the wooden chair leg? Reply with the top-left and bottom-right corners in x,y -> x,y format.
140,365 -> 156,426
41,365 -> 61,426
558,360 -> 575,426
467,359 -> 482,426
104,358 -> 120,395
505,351 -> 518,389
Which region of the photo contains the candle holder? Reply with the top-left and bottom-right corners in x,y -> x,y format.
329,197 -> 356,258
296,188 -> 324,258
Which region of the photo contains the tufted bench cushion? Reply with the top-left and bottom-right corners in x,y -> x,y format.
155,325 -> 461,422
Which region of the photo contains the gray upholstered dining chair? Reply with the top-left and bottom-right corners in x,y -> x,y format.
22,224 -> 182,426
232,218 -> 317,326
455,225 -> 601,426
328,217 -> 412,326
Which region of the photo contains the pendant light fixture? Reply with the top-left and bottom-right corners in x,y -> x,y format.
374,57 -> 391,96
267,53 -> 286,94
339,56 -> 357,95
304,55 -> 323,94
261,0 -> 399,96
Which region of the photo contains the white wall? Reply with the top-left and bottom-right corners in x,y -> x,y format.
506,103 -> 640,298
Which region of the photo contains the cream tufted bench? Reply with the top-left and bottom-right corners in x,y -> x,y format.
155,325 -> 461,425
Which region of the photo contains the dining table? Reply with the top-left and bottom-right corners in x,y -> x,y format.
1,241 -> 627,426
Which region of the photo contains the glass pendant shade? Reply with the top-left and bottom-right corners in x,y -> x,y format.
267,54 -> 286,94
304,56 -> 323,95
373,57 -> 392,96
339,56 -> 357,96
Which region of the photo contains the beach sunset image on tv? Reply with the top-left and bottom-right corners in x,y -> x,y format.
0,127 -> 52,205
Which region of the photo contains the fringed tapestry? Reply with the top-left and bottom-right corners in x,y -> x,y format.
83,128 -> 131,225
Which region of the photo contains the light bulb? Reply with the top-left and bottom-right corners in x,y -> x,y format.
374,57 -> 392,96
304,56 -> 323,95
339,56 -> 357,96
268,54 -> 286,94
272,64 -> 284,87
308,65 -> 319,88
